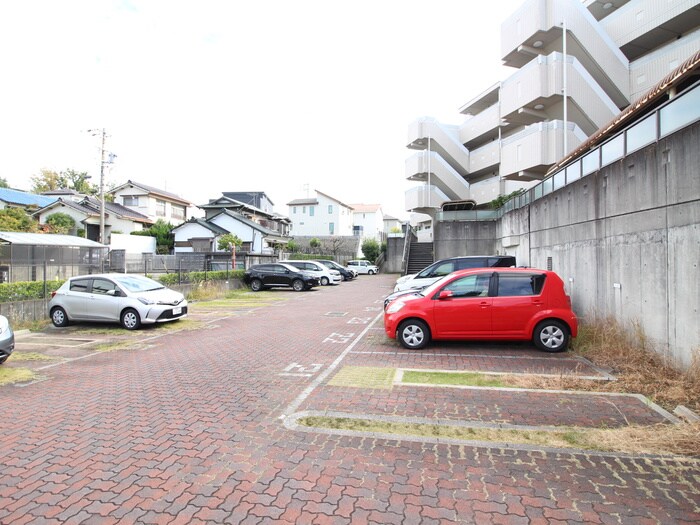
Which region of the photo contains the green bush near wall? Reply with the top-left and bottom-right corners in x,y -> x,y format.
281,254 -> 333,261
157,270 -> 246,286
0,280 -> 64,303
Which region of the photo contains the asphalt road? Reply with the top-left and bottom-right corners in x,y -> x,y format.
1,274 -> 699,524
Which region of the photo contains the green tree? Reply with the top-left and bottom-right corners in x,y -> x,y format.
0,207 -> 37,232
217,233 -> 243,251
131,219 -> 174,254
309,238 -> 321,251
286,240 -> 300,253
0,177 -> 9,188
45,212 -> 76,234
361,238 -> 380,262
30,168 -> 99,196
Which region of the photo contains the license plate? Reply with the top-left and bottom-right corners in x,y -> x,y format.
172,307 -> 182,315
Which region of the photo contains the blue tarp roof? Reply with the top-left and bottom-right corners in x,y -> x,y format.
0,188 -> 56,208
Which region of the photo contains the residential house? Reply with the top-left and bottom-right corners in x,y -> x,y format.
0,188 -> 56,211
200,193 -> 291,237
108,180 -> 193,226
172,210 -> 289,254
405,0 -> 700,218
33,196 -> 152,242
383,214 -> 404,236
348,203 -> 384,243
287,190 -> 354,237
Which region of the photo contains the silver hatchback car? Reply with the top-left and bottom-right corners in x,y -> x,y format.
0,314 -> 15,364
49,274 -> 188,330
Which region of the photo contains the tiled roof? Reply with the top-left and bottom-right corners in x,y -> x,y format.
110,180 -> 192,206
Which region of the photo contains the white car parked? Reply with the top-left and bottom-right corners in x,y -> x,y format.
346,260 -> 378,275
280,260 -> 342,285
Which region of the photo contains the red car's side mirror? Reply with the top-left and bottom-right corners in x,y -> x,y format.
438,290 -> 453,300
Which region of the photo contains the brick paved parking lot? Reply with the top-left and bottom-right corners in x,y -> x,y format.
2,274 -> 699,524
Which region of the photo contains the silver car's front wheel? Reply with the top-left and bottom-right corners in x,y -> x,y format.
121,308 -> 142,330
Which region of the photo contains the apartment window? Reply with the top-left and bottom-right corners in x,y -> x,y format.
309,206 -> 314,217
328,205 -> 333,214
123,196 -> 139,206
293,207 -> 297,214
171,205 -> 185,220
329,222 -> 334,235
156,199 -> 166,217
302,206 -> 306,214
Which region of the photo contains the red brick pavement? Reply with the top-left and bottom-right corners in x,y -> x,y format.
1,273 -> 698,524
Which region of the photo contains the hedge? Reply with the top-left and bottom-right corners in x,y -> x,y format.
157,269 -> 246,286
0,280 -> 65,303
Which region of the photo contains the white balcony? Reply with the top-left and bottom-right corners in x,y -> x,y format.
500,120 -> 587,179
500,52 -> 620,136
405,184 -> 449,214
501,0 -> 629,107
460,103 -> 501,147
405,151 -> 471,201
407,118 -> 470,176
601,0 -> 700,61
629,29 -> 700,101
469,141 -> 501,175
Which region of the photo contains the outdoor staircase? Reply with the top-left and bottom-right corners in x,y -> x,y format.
406,242 -> 433,274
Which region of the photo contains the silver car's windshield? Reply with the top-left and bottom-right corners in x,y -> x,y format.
115,275 -> 165,293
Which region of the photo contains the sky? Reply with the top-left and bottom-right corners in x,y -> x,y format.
0,0 -> 523,220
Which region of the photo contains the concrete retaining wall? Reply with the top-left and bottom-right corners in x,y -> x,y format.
433,121 -> 699,366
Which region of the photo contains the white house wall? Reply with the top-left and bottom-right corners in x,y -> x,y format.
113,187 -> 189,226
210,215 -> 263,253
289,194 -> 354,236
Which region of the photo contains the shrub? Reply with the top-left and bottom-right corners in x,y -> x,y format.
0,280 -> 64,303
157,270 -> 245,286
361,238 -> 380,262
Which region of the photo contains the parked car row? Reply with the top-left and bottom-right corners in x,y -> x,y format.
384,256 -> 577,353
243,259 -> 377,292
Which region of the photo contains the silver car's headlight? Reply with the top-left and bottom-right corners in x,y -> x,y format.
386,301 -> 405,314
138,297 -> 156,305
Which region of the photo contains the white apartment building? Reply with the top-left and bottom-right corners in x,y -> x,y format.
287,190 -> 354,236
405,0 -> 700,215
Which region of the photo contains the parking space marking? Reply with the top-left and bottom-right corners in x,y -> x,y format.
279,362 -> 324,377
282,311 -> 383,419
323,333 -> 355,344
18,336 -> 97,348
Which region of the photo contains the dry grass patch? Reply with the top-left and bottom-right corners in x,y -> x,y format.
299,416 -> 700,458
9,352 -> 63,362
0,367 -> 36,385
570,317 -> 700,414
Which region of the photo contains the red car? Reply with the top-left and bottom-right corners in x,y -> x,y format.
384,268 -> 577,352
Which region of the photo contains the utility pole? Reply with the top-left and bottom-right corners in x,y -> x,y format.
98,128 -> 106,245
88,128 -> 109,244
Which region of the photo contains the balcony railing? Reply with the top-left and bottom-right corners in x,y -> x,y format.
439,81 -> 700,221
